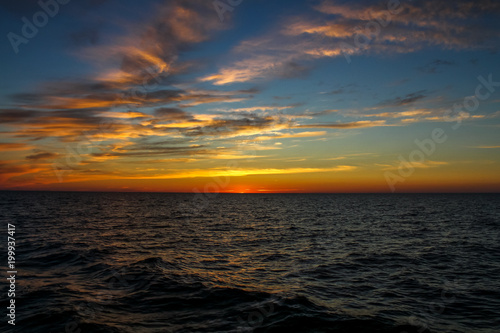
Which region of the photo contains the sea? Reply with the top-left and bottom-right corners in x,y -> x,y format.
0,192 -> 499,333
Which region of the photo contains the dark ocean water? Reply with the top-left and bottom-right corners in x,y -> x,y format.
1,192 -> 499,333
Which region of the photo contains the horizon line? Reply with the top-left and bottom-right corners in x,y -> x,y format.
1,190 -> 499,194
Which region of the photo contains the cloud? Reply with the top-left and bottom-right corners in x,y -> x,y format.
302,109 -> 339,117
211,105 -> 295,113
79,0 -> 226,85
0,108 -> 125,142
202,0 -> 500,85
98,111 -> 149,119
0,109 -> 41,123
253,131 -> 328,141
4,0 -> 234,116
185,114 -> 291,138
381,160 -> 449,170
377,90 -> 428,107
322,156 -> 347,161
328,83 -> 358,95
362,109 -> 433,119
200,55 -> 289,85
9,84 -> 254,112
0,0 -> 269,156
153,108 -> 196,122
0,143 -> 32,152
0,161 -> 45,184
472,145 -> 500,149
296,120 -> 387,129
418,59 -> 456,74
0,101 -> 295,156
91,144 -> 210,158
26,152 -> 59,161
111,165 -> 358,180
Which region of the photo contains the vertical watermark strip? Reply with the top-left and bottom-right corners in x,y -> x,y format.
6,223 -> 17,326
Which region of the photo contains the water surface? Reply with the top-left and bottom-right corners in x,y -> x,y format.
1,192 -> 499,332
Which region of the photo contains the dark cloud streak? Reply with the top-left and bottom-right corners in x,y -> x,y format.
378,90 -> 428,107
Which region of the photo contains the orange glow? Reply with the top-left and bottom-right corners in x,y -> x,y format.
2,162 -> 499,193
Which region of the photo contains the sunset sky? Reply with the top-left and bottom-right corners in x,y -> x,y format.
0,0 -> 499,193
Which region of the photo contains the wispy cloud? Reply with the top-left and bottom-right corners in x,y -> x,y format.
380,160 -> 449,171
210,105 -> 294,113
202,0 -> 500,85
471,145 -> 500,149
0,143 -> 32,152
252,131 -> 328,141
112,165 -> 358,179
296,120 -> 388,129
26,152 -> 60,161
362,110 -> 433,119
418,59 -> 456,74
377,91 -> 428,108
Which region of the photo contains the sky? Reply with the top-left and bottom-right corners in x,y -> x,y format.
0,0 -> 499,193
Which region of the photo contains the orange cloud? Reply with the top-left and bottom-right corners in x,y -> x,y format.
253,131 -> 328,141
296,120 -> 387,129
104,165 -> 358,180
0,143 -> 32,151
